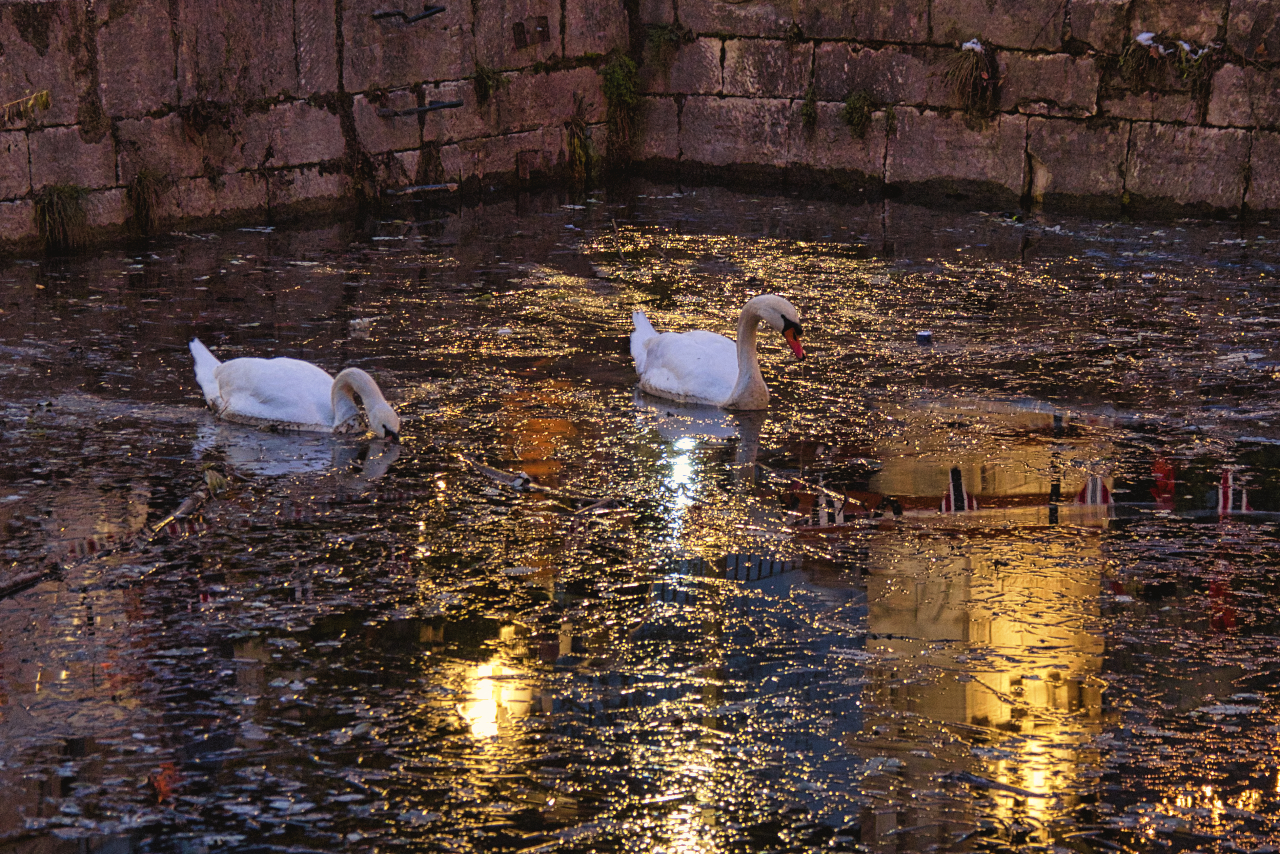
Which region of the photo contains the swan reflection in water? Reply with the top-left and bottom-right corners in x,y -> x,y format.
192,420 -> 401,481
632,389 -> 764,465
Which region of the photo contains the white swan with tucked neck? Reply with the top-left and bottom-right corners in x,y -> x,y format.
189,338 -> 401,439
630,294 -> 805,410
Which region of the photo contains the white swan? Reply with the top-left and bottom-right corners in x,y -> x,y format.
630,294 -> 805,410
189,338 -> 401,439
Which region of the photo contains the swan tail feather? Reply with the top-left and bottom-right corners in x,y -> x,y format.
630,311 -> 658,374
189,338 -> 223,407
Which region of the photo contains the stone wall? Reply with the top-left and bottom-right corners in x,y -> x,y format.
633,0 -> 1280,215
0,0 -> 626,252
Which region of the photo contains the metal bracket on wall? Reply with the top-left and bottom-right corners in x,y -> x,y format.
377,100 -> 464,117
372,5 -> 446,23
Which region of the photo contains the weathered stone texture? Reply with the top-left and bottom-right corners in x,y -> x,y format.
723,40 -> 812,99
295,0 -> 340,94
1027,118 -> 1128,199
641,38 -> 723,95
886,110 -> 1027,195
0,3 -> 87,127
564,0 -> 628,58
636,96 -> 680,162
242,103 -> 346,169
678,0 -> 789,38
0,200 -> 36,242
423,80 -> 494,143
638,0 -> 674,26
1130,0 -> 1227,46
790,103 -> 885,175
1207,65 -> 1280,129
116,113 -> 206,183
1227,0 -> 1280,62
83,188 -> 127,229
491,67 -> 605,136
344,0 -> 473,91
1101,90 -> 1199,123
470,0 -> 561,72
268,167 -> 351,211
29,126 -> 116,191
161,172 -> 267,221
679,96 -> 792,168
932,0 -> 1064,50
448,126 -> 567,183
814,44 -> 946,105
1126,123 -> 1249,209
679,0 -> 928,42
98,0 -> 178,118
354,91 -> 424,155
998,54 -> 1099,116
1246,131 -> 1280,210
176,0 -> 299,101
1068,0 -> 1129,53
0,132 -> 30,199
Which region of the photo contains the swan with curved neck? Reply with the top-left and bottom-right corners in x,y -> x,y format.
189,338 -> 401,439
630,294 -> 805,410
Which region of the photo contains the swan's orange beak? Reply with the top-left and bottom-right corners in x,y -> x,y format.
783,327 -> 806,360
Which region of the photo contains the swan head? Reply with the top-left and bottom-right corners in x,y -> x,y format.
367,401 -> 401,442
750,294 -> 806,360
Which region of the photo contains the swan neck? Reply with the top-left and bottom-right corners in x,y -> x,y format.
331,368 -> 387,428
727,304 -> 768,408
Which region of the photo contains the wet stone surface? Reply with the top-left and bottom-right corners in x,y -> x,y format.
1,184 -> 1280,853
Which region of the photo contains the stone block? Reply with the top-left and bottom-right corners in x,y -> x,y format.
1026,117 -> 1128,200
932,0 -> 1064,50
269,166 -> 351,210
295,0 -> 340,94
29,126 -> 117,191
0,132 -> 30,199
1207,65 -> 1280,128
1227,0 -> 1280,62
1101,90 -> 1198,123
723,40 -> 811,99
98,0 -> 178,117
354,91 -> 423,155
491,67 -> 603,135
175,0 -> 299,101
471,0 -> 561,72
116,113 -> 209,182
1068,0 -> 1129,53
1246,131 -> 1280,210
886,109 -> 1027,195
1126,123 -> 1249,210
450,126 -> 567,183
253,102 -> 346,168
423,80 -> 491,143
679,96 -> 792,168
565,0 -> 628,58
814,43 -> 944,105
343,0 -> 473,91
638,0 -> 674,26
998,54 -> 1099,116
1131,0 -> 1227,46
641,37 -> 722,96
0,3 -> 87,127
678,0 -> 928,41
161,171 -> 267,221
636,96 -> 679,161
83,188 -> 128,229
0,200 -> 36,244
790,102 -> 885,176
373,150 -> 421,189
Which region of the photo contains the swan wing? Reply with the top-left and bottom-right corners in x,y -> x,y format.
636,329 -> 738,406
630,311 -> 658,374
212,357 -> 337,430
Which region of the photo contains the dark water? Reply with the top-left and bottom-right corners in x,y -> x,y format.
2,184 -> 1279,854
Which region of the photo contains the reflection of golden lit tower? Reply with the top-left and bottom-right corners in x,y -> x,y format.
500,379 -> 580,486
